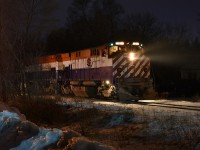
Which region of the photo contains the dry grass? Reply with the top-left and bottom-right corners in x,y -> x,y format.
7,97 -> 67,125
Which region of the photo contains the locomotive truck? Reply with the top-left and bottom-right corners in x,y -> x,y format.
26,41 -> 154,101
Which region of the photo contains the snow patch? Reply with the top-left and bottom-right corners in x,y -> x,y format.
0,110 -> 20,132
107,115 -> 125,127
11,128 -> 62,150
0,110 -> 20,120
106,114 -> 135,127
0,110 -> 62,150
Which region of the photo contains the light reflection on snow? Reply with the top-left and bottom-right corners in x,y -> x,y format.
11,128 -> 62,150
0,110 -> 19,120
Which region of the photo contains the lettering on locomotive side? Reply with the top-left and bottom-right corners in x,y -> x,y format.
87,58 -> 92,67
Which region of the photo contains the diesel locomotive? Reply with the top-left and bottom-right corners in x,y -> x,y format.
26,41 -> 154,101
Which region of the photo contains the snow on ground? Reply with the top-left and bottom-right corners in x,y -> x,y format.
58,96 -> 200,121
0,102 -> 115,150
2,97 -> 200,149
58,97 -> 200,148
59,97 -> 200,116
60,97 -> 200,122
0,110 -> 20,132
140,99 -> 200,107
11,128 -> 62,150
0,110 -> 62,150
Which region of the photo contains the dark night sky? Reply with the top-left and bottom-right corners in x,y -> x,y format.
56,0 -> 200,36
119,0 -> 200,35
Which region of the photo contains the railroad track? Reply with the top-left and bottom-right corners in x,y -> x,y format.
132,101 -> 200,111
91,98 -> 200,111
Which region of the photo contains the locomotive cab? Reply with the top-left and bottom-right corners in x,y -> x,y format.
110,42 -> 154,101
108,42 -> 143,58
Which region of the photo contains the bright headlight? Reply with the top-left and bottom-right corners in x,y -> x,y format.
132,42 -> 140,45
105,80 -> 110,85
129,52 -> 135,61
